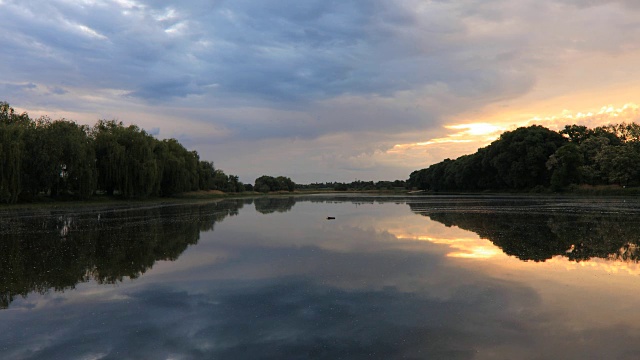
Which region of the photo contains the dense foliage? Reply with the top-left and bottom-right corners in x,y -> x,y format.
408,123 -> 640,192
0,102 -> 244,203
254,175 -> 296,193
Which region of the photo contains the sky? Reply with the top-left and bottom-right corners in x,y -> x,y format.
2,0 -> 640,183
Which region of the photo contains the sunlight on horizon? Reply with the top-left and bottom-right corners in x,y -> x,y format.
384,102 -> 640,170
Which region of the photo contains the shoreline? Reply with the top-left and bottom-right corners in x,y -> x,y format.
1,186 -> 639,211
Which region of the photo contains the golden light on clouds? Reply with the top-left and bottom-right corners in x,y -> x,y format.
389,122 -> 506,154
383,102 -> 640,171
393,228 -> 640,278
445,122 -> 506,137
385,122 -> 507,162
547,254 -> 640,277
526,102 -> 640,131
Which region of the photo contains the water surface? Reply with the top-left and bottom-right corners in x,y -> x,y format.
2,195 -> 640,359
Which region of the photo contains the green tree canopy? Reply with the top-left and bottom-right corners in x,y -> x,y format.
254,175 -> 295,193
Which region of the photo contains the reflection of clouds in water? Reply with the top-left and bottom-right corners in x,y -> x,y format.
1,277 -> 543,360
395,233 -> 503,259
548,256 -> 640,277
7,198 -> 640,358
5,275 -> 640,359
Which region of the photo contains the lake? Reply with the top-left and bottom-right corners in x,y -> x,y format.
2,195 -> 640,359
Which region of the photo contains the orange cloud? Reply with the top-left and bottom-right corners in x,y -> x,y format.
525,103 -> 640,131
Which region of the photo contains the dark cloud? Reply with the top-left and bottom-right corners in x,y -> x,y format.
2,0 -> 637,106
0,0 -> 536,105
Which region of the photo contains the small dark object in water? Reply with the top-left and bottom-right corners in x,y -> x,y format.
326,216 -> 335,220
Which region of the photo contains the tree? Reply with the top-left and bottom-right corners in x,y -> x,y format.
0,102 -> 30,203
44,120 -> 97,199
254,175 -> 296,193
486,125 -> 567,189
228,175 -> 244,192
596,144 -> 640,186
0,123 -> 24,203
276,176 -> 295,192
576,136 -> 610,185
560,125 -> 593,144
198,161 -> 216,190
547,143 -> 583,190
155,139 -> 200,196
92,120 -> 158,198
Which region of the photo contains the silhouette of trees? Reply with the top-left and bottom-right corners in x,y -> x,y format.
254,175 -> 295,193
409,122 -> 640,191
0,101 -> 245,203
296,180 -> 407,191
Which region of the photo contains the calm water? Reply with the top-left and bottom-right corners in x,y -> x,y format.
2,195 -> 640,359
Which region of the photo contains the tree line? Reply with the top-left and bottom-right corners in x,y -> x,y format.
0,102 -> 249,203
297,180 -> 407,191
408,123 -> 640,192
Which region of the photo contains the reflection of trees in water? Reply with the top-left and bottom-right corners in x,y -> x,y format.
254,197 -> 296,214
0,200 -> 245,309
251,195 -> 400,213
409,204 -> 640,262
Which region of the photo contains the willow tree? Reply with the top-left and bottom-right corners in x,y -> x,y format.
0,102 -> 30,203
198,161 -> 216,190
155,139 -> 199,196
92,120 -> 159,198
41,119 -> 97,199
0,125 -> 23,203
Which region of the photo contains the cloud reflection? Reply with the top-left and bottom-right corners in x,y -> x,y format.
1,277 -> 545,360
5,197 -> 640,358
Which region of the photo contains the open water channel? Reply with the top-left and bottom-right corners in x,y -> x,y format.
1,195 -> 640,359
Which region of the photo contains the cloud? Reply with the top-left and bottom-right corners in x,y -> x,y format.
3,0 -> 640,181
145,126 -> 160,136
47,86 -> 69,95
1,82 -> 37,93
0,0 -> 539,105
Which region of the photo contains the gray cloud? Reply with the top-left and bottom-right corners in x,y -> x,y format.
2,0 -> 640,180
0,0 -> 539,105
1,82 -> 37,94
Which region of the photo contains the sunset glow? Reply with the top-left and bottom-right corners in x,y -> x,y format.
393,233 -> 504,260
445,123 -> 505,137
